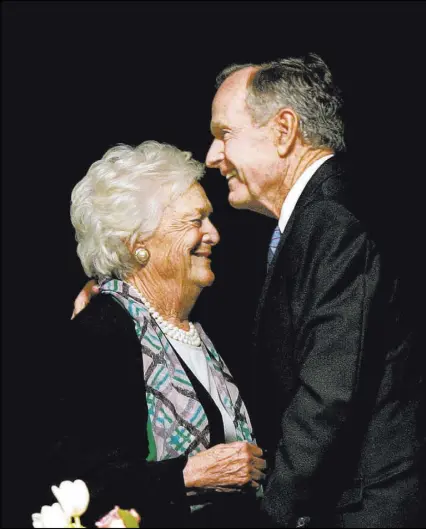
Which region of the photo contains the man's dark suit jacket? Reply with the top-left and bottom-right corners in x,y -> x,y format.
252,155 -> 425,527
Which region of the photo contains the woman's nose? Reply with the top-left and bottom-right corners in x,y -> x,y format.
203,219 -> 220,245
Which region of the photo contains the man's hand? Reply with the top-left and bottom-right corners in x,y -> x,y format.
71,279 -> 100,319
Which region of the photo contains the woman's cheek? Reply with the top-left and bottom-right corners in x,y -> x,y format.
165,242 -> 189,276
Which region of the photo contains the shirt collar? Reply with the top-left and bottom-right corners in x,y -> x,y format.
278,154 -> 334,233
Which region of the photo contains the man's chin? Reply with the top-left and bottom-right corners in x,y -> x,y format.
228,190 -> 251,210
228,192 -> 256,212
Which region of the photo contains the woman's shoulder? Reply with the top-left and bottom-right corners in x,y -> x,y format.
62,293 -> 143,382
70,293 -> 137,340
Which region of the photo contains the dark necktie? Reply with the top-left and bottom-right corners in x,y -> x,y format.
267,224 -> 281,268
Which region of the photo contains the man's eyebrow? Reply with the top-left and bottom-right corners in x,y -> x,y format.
210,121 -> 227,135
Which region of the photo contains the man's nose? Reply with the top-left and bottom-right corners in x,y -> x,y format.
205,139 -> 223,168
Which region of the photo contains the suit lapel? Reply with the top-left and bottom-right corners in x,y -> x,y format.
255,156 -> 345,326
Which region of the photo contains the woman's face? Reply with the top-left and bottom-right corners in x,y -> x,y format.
146,183 -> 220,292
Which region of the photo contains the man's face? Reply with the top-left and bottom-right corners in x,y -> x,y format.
206,68 -> 281,213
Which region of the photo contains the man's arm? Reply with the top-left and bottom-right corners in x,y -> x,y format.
262,200 -> 385,526
71,279 -> 99,319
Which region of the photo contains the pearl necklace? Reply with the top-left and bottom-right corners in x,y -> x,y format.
137,292 -> 201,347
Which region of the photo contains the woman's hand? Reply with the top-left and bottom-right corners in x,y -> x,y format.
71,279 -> 100,319
183,441 -> 267,491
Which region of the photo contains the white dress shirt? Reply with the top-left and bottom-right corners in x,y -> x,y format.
278,154 -> 334,233
168,337 -> 238,442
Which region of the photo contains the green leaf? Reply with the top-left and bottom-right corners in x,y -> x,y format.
118,509 -> 139,528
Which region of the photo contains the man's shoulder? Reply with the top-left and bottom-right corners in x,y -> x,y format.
316,154 -> 359,199
306,154 -> 383,233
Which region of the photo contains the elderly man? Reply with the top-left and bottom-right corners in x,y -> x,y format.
73,54 -> 424,527
205,53 -> 424,528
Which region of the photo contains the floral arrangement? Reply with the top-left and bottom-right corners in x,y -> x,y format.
32,479 -> 140,528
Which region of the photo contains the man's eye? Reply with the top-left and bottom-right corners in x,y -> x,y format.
191,219 -> 202,227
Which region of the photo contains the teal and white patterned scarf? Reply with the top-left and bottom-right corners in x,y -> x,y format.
100,279 -> 254,461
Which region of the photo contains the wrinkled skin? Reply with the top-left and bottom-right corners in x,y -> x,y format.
71,186 -> 266,492
71,279 -> 98,319
183,441 -> 266,491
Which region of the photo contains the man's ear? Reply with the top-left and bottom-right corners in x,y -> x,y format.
274,108 -> 300,157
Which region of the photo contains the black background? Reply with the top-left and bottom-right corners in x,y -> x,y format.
2,1 -> 425,526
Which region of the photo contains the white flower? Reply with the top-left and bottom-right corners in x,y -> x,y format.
32,502 -> 70,528
51,479 -> 90,518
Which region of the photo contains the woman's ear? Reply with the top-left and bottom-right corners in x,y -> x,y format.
125,237 -> 151,267
134,246 -> 150,266
129,236 -> 151,267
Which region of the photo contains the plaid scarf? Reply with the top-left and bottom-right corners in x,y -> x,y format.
100,279 -> 254,461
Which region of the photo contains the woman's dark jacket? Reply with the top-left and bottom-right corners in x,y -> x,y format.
46,294 -> 258,528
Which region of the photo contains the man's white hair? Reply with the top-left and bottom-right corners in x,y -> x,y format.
216,53 -> 346,152
71,140 -> 204,280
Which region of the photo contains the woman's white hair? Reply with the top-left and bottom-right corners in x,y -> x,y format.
71,140 -> 204,280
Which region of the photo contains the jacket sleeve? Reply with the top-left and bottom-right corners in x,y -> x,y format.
47,298 -> 189,526
262,200 -> 386,526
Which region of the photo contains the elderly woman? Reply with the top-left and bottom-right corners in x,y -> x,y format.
50,140 -> 266,528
